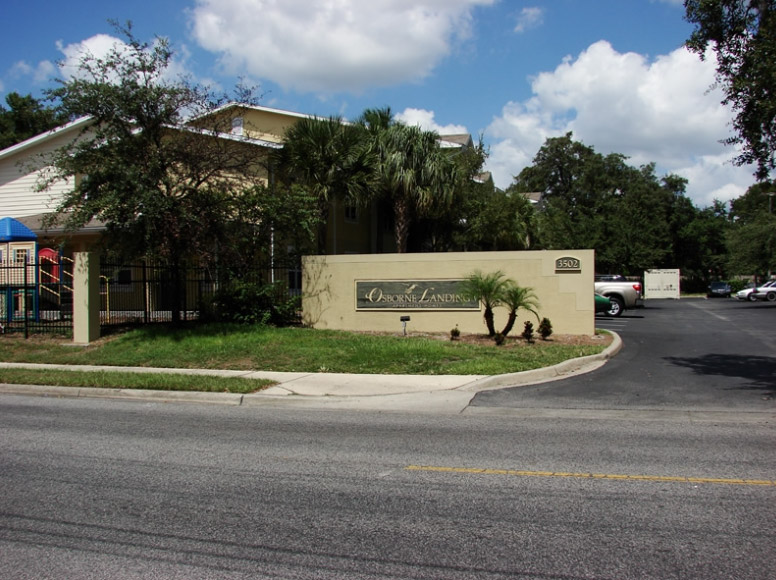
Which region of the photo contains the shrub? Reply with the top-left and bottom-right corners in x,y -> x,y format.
493,332 -> 506,346
521,320 -> 535,343
538,318 -> 553,340
206,280 -> 300,326
450,325 -> 461,341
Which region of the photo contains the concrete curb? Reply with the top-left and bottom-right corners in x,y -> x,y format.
459,330 -> 622,392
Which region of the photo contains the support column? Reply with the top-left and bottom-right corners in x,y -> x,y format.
72,252 -> 100,344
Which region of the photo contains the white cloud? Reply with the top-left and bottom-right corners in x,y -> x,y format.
56,34 -> 127,81
190,0 -> 496,93
55,34 -> 192,84
514,7 -> 543,33
485,41 -> 755,207
395,107 -> 467,135
9,59 -> 56,85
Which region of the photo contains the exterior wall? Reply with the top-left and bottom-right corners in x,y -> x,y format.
241,108 -> 308,143
325,199 -> 375,255
0,129 -> 80,219
302,250 -> 596,336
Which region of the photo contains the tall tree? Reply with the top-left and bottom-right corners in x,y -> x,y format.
414,137 -> 508,252
685,0 -> 776,180
727,181 -> 776,276
274,115 -> 374,253
41,23 -> 271,321
358,109 -> 458,253
513,133 -> 706,276
514,133 -> 613,254
42,23 -> 265,268
0,92 -> 67,149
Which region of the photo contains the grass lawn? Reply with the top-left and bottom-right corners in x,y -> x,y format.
0,323 -> 611,391
0,368 -> 272,394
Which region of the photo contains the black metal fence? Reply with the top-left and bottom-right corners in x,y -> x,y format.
1,257 -> 301,338
99,262 -> 301,328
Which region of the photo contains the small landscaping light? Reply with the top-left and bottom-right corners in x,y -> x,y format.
400,315 -> 411,335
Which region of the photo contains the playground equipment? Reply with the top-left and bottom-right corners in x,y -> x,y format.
0,217 -> 73,327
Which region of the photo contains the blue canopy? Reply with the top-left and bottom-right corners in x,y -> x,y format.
0,217 -> 37,242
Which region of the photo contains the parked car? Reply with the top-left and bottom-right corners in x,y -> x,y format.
707,281 -> 731,298
595,292 -> 612,314
738,280 -> 776,301
594,275 -> 641,317
736,281 -> 758,301
752,280 -> 776,302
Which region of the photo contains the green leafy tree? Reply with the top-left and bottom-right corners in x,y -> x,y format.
726,212 -> 776,276
218,182 -> 321,274
500,283 -> 540,337
0,92 -> 68,149
41,23 -> 270,320
460,270 -> 511,336
359,110 -> 458,253
685,0 -> 776,180
514,133 -> 612,252
727,182 -> 776,276
434,181 -> 537,252
43,23 -> 265,263
513,133 -> 705,276
730,181 -> 776,221
596,164 -> 673,274
274,115 -> 374,253
414,137 -> 494,251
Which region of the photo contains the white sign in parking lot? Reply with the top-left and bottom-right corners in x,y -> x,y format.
644,269 -> 681,299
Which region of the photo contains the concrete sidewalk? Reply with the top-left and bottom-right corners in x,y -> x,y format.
0,332 -> 621,412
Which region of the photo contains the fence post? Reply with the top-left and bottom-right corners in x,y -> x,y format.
73,252 -> 100,344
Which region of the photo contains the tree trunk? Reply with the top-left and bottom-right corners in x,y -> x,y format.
501,310 -> 517,336
484,307 -> 496,337
394,198 -> 410,253
317,198 -> 329,254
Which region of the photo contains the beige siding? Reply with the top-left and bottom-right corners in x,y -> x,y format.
0,130 -> 82,219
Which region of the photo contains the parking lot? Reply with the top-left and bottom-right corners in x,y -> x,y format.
472,297 -> 776,412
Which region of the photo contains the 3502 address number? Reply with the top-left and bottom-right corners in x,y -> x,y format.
555,257 -> 581,271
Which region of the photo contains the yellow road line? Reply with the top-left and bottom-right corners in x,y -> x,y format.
404,465 -> 776,487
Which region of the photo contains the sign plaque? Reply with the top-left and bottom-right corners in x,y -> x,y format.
356,280 -> 479,311
554,256 -> 581,272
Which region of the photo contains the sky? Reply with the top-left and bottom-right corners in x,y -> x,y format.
0,0 -> 758,208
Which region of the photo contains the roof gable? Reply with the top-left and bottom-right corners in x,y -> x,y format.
0,117 -> 92,161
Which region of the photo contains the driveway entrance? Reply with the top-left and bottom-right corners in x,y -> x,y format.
472,298 -> 776,412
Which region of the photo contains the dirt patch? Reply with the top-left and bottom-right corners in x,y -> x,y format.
361,330 -> 614,348
456,332 -> 611,347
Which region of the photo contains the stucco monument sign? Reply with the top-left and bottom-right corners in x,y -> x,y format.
302,250 -> 596,335
356,280 -> 479,310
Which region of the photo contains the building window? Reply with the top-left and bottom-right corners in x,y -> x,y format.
344,204 -> 358,223
102,266 -> 133,292
231,117 -> 244,136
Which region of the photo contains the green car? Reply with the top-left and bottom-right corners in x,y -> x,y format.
595,292 -> 612,315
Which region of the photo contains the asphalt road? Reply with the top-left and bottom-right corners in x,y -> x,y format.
472,297 -> 776,412
1,297 -> 774,579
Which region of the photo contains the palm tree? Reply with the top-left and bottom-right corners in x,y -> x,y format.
274,116 -> 373,253
460,270 -> 511,336
500,283 -> 540,337
359,110 -> 457,253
